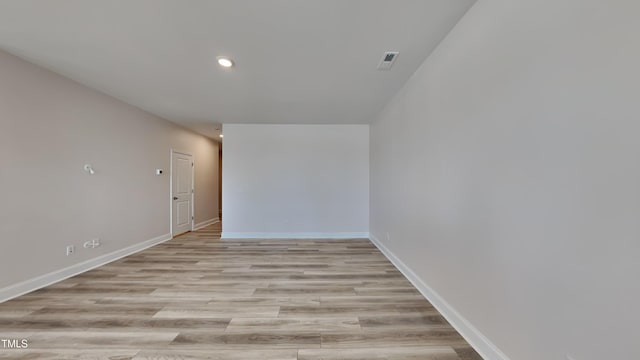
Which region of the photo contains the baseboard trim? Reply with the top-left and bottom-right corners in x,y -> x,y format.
369,233 -> 510,360
0,232 -> 173,303
194,217 -> 220,231
221,232 -> 369,239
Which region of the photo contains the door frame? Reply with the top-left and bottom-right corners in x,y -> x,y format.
170,149 -> 195,237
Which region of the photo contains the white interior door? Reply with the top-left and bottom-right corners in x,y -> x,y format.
172,151 -> 193,236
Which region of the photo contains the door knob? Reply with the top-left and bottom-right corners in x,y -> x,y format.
173,196 -> 178,200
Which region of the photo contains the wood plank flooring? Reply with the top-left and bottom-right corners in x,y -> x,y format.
0,223 -> 482,359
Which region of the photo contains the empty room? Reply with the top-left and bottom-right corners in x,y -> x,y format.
1,1 -> 638,359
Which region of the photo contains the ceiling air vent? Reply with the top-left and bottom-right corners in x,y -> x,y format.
377,51 -> 399,71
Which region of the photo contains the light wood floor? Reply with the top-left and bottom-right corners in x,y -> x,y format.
0,223 -> 482,359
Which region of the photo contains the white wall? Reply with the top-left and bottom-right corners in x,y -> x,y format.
370,1 -> 640,360
222,124 -> 368,238
0,49 -> 220,297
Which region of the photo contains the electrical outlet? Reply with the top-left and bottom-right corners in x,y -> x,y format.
84,238 -> 101,249
66,245 -> 75,256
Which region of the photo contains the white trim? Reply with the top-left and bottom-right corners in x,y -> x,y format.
169,149 -> 173,236
221,232 -> 369,239
170,149 -> 195,236
0,233 -> 172,304
368,233 -> 511,360
194,217 -> 220,231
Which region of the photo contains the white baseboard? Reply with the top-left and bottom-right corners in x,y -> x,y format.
0,232 -> 172,303
194,217 -> 220,231
221,232 -> 369,239
369,233 -> 510,360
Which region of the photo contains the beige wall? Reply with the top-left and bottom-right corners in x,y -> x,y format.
0,49 -> 219,290
222,124 -> 369,238
370,1 -> 640,359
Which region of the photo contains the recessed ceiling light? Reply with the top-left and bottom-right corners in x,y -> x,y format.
217,57 -> 234,68
219,134 -> 224,138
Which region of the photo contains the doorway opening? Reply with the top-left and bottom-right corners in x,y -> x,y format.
218,145 -> 222,222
